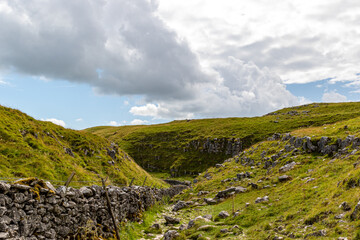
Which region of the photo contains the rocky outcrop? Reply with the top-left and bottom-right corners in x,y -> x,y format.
186,138 -> 242,156
287,135 -> 360,156
164,179 -> 191,186
0,181 -> 186,239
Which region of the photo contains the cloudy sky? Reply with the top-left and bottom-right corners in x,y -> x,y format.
0,0 -> 359,129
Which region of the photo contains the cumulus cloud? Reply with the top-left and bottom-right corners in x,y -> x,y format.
108,121 -> 122,126
0,0 -> 303,119
158,0 -> 360,84
130,119 -> 148,125
322,91 -> 347,103
0,0 -> 209,101
75,118 -> 83,122
131,57 -> 298,119
43,118 -> 66,127
0,79 -> 8,86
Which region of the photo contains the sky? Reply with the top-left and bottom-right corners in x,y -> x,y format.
0,0 -> 359,129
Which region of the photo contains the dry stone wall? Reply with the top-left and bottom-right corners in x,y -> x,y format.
0,181 -> 187,239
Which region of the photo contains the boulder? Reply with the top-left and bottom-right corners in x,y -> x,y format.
255,196 -> 269,203
214,187 -> 247,199
204,198 -> 217,205
279,162 -> 296,173
197,191 -> 209,196
303,137 -> 317,152
218,211 -> 230,219
350,201 -> 360,220
164,216 -> 180,225
163,230 -> 179,240
0,182 -> 10,193
339,201 -> 351,211
278,175 -> 291,182
172,201 -> 187,212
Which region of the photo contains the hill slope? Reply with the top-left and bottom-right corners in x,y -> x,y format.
125,115 -> 360,239
0,105 -> 164,187
87,102 -> 360,175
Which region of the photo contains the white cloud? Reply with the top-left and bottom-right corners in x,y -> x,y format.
75,118 -> 83,122
5,0 -> 353,120
298,96 -> 312,105
157,0 -> 360,85
322,91 -> 347,103
130,119 -> 149,125
131,57 -> 298,119
108,121 -> 122,126
0,79 -> 9,86
0,0 -> 208,102
43,118 -> 66,127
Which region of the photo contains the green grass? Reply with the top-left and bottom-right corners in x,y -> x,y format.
160,116 -> 360,239
0,105 -> 166,187
118,197 -> 170,239
87,102 -> 360,175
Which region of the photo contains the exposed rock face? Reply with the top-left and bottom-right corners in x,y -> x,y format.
0,182 -> 186,239
287,134 -> 360,156
164,179 -> 191,186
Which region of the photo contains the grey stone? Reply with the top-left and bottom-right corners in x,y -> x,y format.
350,201 -> 360,220
172,201 -> 187,212
278,175 -> 291,182
164,215 -> 180,225
255,196 -> 269,203
197,191 -> 209,196
339,201 -> 351,211
279,161 -> 296,173
151,223 -> 160,229
204,198 -> 217,205
0,183 -> 10,194
0,232 -> 9,239
163,230 -> 179,240
218,211 -> 230,218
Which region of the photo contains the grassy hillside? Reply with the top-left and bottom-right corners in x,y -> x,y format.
0,105 -> 165,187
87,102 -> 360,175
123,115 -> 360,239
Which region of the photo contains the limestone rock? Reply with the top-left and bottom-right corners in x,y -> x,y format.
279,161 -> 296,173
164,216 -> 180,225
218,211 -> 230,219
278,175 -> 291,182
163,230 -> 179,240
255,196 -> 269,203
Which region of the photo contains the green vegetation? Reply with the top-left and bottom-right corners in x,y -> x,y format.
87,102 -> 360,175
0,105 -> 165,187
136,115 -> 360,239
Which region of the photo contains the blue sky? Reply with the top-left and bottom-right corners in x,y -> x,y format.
0,72 -> 161,129
0,1 -> 360,129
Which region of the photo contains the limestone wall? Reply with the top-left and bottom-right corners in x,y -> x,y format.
0,181 -> 187,239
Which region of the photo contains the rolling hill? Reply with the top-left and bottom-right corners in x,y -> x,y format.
87,102 -> 360,176
0,105 -> 165,187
